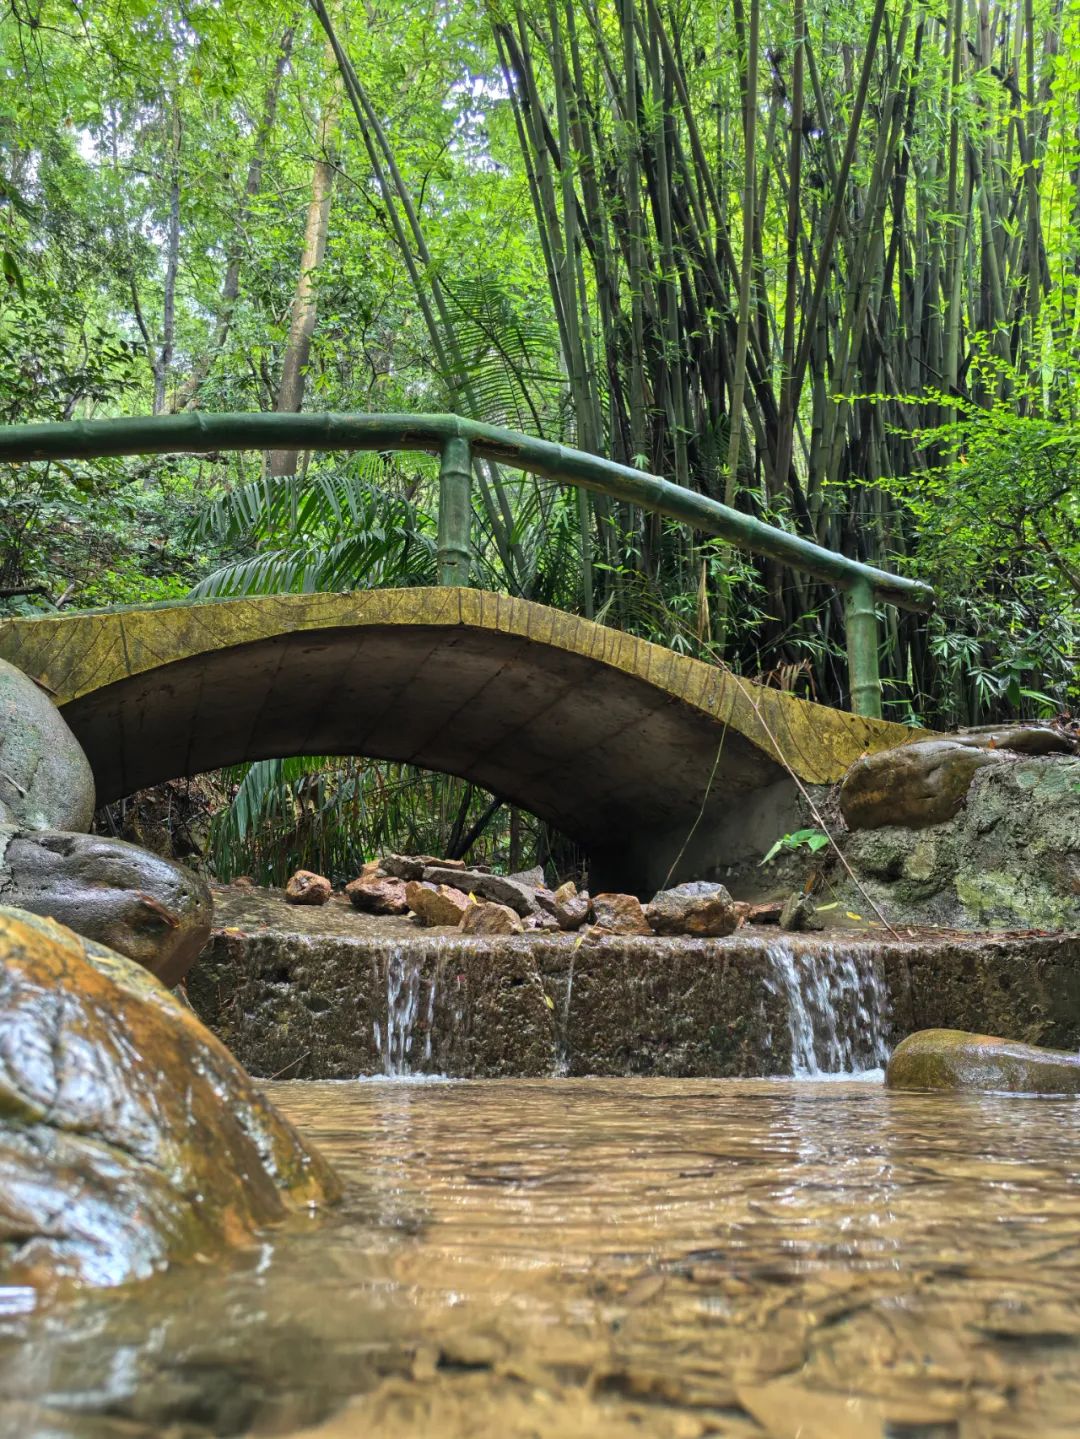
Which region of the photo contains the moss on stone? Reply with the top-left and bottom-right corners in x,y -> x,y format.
887,1028 -> 1080,1093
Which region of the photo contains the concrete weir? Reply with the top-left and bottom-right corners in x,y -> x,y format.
190,889 -> 1080,1080
0,588 -> 916,889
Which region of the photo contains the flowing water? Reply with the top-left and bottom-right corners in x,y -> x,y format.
364,932 -> 891,1081
764,941 -> 890,1077
4,1077 -> 1080,1438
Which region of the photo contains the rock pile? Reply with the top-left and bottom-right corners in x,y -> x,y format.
283,859 -> 747,940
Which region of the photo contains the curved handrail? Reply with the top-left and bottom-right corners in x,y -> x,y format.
0,410 -> 932,611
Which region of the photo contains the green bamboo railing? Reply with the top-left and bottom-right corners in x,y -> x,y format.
0,411 -> 933,717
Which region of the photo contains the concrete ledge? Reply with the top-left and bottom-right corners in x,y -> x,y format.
188,893 -> 1080,1079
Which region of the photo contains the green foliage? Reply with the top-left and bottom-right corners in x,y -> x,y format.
208,756 -> 552,887
4,0 -> 1080,872
760,828 -> 830,866
189,454 -> 437,596
877,353 -> 1080,724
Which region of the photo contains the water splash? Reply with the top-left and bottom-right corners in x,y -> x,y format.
765,940 -> 889,1077
375,946 -> 436,1076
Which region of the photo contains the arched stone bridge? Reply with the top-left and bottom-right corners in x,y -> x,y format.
0,588 -> 915,890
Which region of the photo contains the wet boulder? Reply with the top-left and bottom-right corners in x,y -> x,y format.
0,908 -> 339,1292
345,874 -> 409,914
887,1028 -> 1080,1094
0,828 -> 212,988
406,880 -> 470,927
459,900 -> 524,936
646,881 -> 738,937
285,870 -> 332,905
952,724 -> 1076,756
839,739 -> 1010,831
0,658 -> 95,832
591,893 -> 653,936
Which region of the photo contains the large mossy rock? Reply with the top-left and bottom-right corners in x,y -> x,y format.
887,1028 -> 1080,1094
839,755 -> 1080,930
0,908 -> 339,1291
839,739 -> 1010,830
0,828 -> 212,986
0,658 -> 95,830
0,658 -> 213,981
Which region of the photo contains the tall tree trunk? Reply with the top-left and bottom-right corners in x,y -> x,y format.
269,75 -> 338,478
152,102 -> 182,420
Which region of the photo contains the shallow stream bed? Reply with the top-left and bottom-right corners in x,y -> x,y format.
4,1076 -> 1080,1437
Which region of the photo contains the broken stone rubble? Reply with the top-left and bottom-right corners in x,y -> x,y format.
284,851 -> 787,938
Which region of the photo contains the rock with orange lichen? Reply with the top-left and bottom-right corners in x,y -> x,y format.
0,908 -> 339,1292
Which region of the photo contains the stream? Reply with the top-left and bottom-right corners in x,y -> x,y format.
4,1075 -> 1080,1437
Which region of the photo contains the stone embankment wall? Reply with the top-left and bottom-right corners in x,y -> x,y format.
839,756 -> 1080,932
190,889 -> 1080,1079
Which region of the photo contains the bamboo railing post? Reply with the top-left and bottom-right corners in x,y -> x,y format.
437,436 -> 472,586
844,576 -> 882,718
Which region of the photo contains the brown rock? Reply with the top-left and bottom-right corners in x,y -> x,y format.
551,880 -> 590,931
0,908 -> 339,1293
285,869 -> 332,905
345,874 -> 409,915
405,880 -> 470,927
745,899 -> 784,924
591,892 -> 653,935
839,739 -> 1010,831
460,901 -> 524,936
646,881 -> 737,937
887,1028 -> 1080,1094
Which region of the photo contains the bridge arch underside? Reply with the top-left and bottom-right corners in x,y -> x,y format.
61,622 -> 795,893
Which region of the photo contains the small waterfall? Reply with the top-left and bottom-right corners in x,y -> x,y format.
764,940 -> 889,1077
374,946 -> 436,1076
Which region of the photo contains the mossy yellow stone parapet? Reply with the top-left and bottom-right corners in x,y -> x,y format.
0,589 -> 918,884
